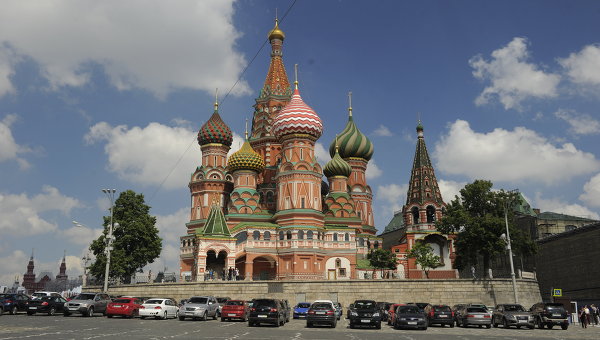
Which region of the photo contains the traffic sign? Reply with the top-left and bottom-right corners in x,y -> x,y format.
552,288 -> 562,297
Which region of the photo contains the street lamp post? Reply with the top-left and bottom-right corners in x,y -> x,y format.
502,189 -> 519,304
82,251 -> 91,287
102,189 -> 118,293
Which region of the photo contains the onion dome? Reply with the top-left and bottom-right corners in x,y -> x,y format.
227,138 -> 265,173
273,88 -> 323,139
198,103 -> 233,147
324,147 -> 352,178
268,18 -> 285,41
329,111 -> 374,161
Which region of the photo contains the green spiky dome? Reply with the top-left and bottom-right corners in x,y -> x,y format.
227,140 -> 265,172
324,148 -> 352,178
329,115 -> 373,161
198,110 -> 233,146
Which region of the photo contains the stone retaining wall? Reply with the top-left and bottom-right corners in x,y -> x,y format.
84,279 -> 541,308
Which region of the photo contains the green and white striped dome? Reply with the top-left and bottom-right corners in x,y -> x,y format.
329,114 -> 373,161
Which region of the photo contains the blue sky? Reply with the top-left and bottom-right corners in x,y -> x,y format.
1,0 -> 600,286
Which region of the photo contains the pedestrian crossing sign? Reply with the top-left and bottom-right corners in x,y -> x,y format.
552,288 -> 562,297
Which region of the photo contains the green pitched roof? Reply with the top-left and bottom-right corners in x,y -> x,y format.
512,192 -> 537,217
383,211 -> 405,233
537,211 -> 597,222
200,203 -> 231,236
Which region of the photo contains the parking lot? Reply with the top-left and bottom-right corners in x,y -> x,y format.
1,312 -> 599,340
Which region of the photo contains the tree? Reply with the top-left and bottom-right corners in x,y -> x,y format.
406,241 -> 440,278
367,249 -> 398,278
436,180 -> 536,275
89,190 -> 162,284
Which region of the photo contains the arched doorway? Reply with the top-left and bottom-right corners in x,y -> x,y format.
252,256 -> 276,280
206,250 -> 227,279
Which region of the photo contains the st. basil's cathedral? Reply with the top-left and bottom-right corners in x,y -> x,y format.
179,20 -> 457,281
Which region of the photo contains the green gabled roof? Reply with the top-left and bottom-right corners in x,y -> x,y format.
512,192 -> 537,217
537,211 -> 598,222
201,203 -> 230,237
383,212 -> 405,233
229,221 -> 279,233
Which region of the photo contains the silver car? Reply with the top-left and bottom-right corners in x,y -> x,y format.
178,296 -> 219,321
457,306 -> 492,328
492,304 -> 534,329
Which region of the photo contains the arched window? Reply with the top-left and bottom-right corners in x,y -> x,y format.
252,231 -> 260,240
236,232 -> 247,245
411,207 -> 420,224
279,231 -> 284,240
333,233 -> 338,241
307,231 -> 314,239
264,231 -> 271,240
358,238 -> 364,247
286,231 -> 292,240
426,205 -> 436,223
267,191 -> 274,202
344,233 -> 349,241
335,258 -> 342,268
298,230 -> 304,240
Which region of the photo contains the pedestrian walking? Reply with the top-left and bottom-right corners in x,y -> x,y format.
234,267 -> 239,281
471,265 -> 477,279
584,305 -> 591,326
580,306 -> 587,328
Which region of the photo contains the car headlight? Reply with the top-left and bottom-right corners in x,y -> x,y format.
350,311 -> 358,316
507,314 -> 516,319
400,317 -> 407,321
417,318 -> 424,321
79,303 -> 89,307
373,312 -> 380,317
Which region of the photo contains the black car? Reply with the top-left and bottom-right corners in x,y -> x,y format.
0,293 -> 31,315
306,302 -> 337,328
27,296 -> 68,316
348,299 -> 381,329
248,299 -> 286,327
424,304 -> 454,327
393,305 -> 428,330
530,303 -> 569,330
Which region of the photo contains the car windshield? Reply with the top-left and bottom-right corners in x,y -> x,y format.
467,307 -> 487,313
254,299 -> 277,308
226,301 -> 243,306
504,305 -> 525,312
145,299 -> 163,305
355,301 -> 375,309
297,303 -> 311,308
189,297 -> 208,304
398,306 -> 420,314
32,293 -> 47,297
547,305 -> 565,312
312,303 -> 332,310
113,299 -> 132,303
73,294 -> 96,300
434,305 -> 451,312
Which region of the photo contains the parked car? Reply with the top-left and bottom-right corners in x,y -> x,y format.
306,301 -> 337,328
31,291 -> 62,300
492,304 -> 534,329
293,302 -> 311,319
215,296 -> 230,317
530,302 -> 569,330
387,303 -> 405,326
106,297 -> 143,318
220,300 -> 248,322
27,295 -> 67,316
178,296 -> 219,321
0,293 -> 31,315
63,293 -> 111,317
348,299 -> 381,329
139,298 -> 179,320
424,304 -> 454,327
393,305 -> 428,330
456,306 -> 492,328
248,298 -> 286,327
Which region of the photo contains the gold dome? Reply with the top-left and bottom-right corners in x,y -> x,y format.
268,19 -> 285,41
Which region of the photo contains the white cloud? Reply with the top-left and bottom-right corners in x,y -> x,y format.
470,37 -> 560,110
580,173 -> 600,208
142,208 -> 189,275
85,121 -> 243,189
534,193 -> 599,220
434,120 -> 600,184
373,125 -> 393,137
0,0 -> 249,98
0,250 -> 85,288
0,45 -> 20,97
366,159 -> 382,179
437,179 -> 466,203
376,183 -> 408,217
60,225 -> 103,247
554,109 -> 600,135
314,142 -> 329,166
559,44 -> 600,86
0,185 -> 81,236
0,114 -> 30,168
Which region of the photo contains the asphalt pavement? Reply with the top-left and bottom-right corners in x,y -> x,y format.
0,312 -> 599,340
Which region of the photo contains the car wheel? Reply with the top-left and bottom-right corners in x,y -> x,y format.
63,312 -> 70,317
561,323 -> 568,330
376,322 -> 381,329
178,315 -> 185,321
27,311 -> 34,315
450,322 -> 455,328
537,318 -> 544,329
503,318 -> 509,328
394,323 -> 400,330
349,323 -> 355,329
422,326 -> 428,330
248,321 -> 254,327
331,322 -> 336,328
141,316 -> 146,319
11,306 -> 18,315
547,324 -> 553,329
48,306 -> 56,316
478,325 -> 482,328
517,325 -> 521,329
87,307 -> 94,317
163,312 -> 168,320
528,325 -> 534,329
307,322 -> 312,328
213,311 -> 217,320
486,324 -> 491,329
107,314 -> 113,318
202,311 -> 207,321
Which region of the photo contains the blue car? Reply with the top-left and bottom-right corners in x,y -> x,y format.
293,302 -> 311,319
1,293 -> 31,315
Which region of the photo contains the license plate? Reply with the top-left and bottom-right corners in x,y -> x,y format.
552,313 -> 561,317
475,315 -> 482,318
316,311 -> 325,315
69,307 -> 78,310
439,315 -> 447,318
258,315 -> 268,318
361,319 -> 371,323
408,321 -> 417,325
228,313 -> 236,316
29,307 -> 37,309
113,305 -> 121,308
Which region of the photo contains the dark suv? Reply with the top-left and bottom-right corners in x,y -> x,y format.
424,304 -> 454,327
306,301 -> 337,328
248,299 -> 286,327
530,303 -> 569,330
348,299 -> 381,329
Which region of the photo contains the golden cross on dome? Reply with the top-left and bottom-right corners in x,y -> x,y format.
294,63 -> 299,89
214,88 -> 219,111
348,91 -> 353,117
245,118 -> 249,139
335,134 -> 339,152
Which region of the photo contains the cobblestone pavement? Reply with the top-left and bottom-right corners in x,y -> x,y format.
0,313 -> 599,340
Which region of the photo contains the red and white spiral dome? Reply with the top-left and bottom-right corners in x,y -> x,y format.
273,88 -> 323,140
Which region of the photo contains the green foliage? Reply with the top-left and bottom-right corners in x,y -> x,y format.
89,190 -> 162,284
367,248 -> 398,277
436,180 -> 537,273
406,242 -> 440,278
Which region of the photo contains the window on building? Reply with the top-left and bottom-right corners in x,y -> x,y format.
333,233 -> 338,241
565,225 -> 577,232
412,206 -> 420,223
264,231 -> 271,240
286,231 -> 292,240
279,231 -> 284,240
426,205 -> 436,223
335,258 -> 341,268
252,231 -> 260,240
358,238 -> 364,247
298,230 -> 304,240
339,268 -> 347,277
307,231 -> 314,239
301,197 -> 305,208
344,233 -> 349,241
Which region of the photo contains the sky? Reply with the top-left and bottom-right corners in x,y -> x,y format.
1,0 -> 600,287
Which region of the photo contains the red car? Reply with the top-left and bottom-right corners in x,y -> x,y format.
388,304 -> 406,326
221,300 -> 249,321
106,297 -> 143,318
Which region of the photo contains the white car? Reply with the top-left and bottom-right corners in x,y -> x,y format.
139,298 -> 179,320
31,291 -> 62,299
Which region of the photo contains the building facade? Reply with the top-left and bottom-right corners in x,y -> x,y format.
22,252 -> 68,293
179,20 -> 381,281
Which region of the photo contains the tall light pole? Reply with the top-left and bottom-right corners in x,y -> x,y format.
102,189 -> 118,293
82,251 -> 91,287
502,189 -> 519,304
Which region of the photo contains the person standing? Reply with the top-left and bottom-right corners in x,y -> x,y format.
580,306 -> 587,328
234,267 -> 239,281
